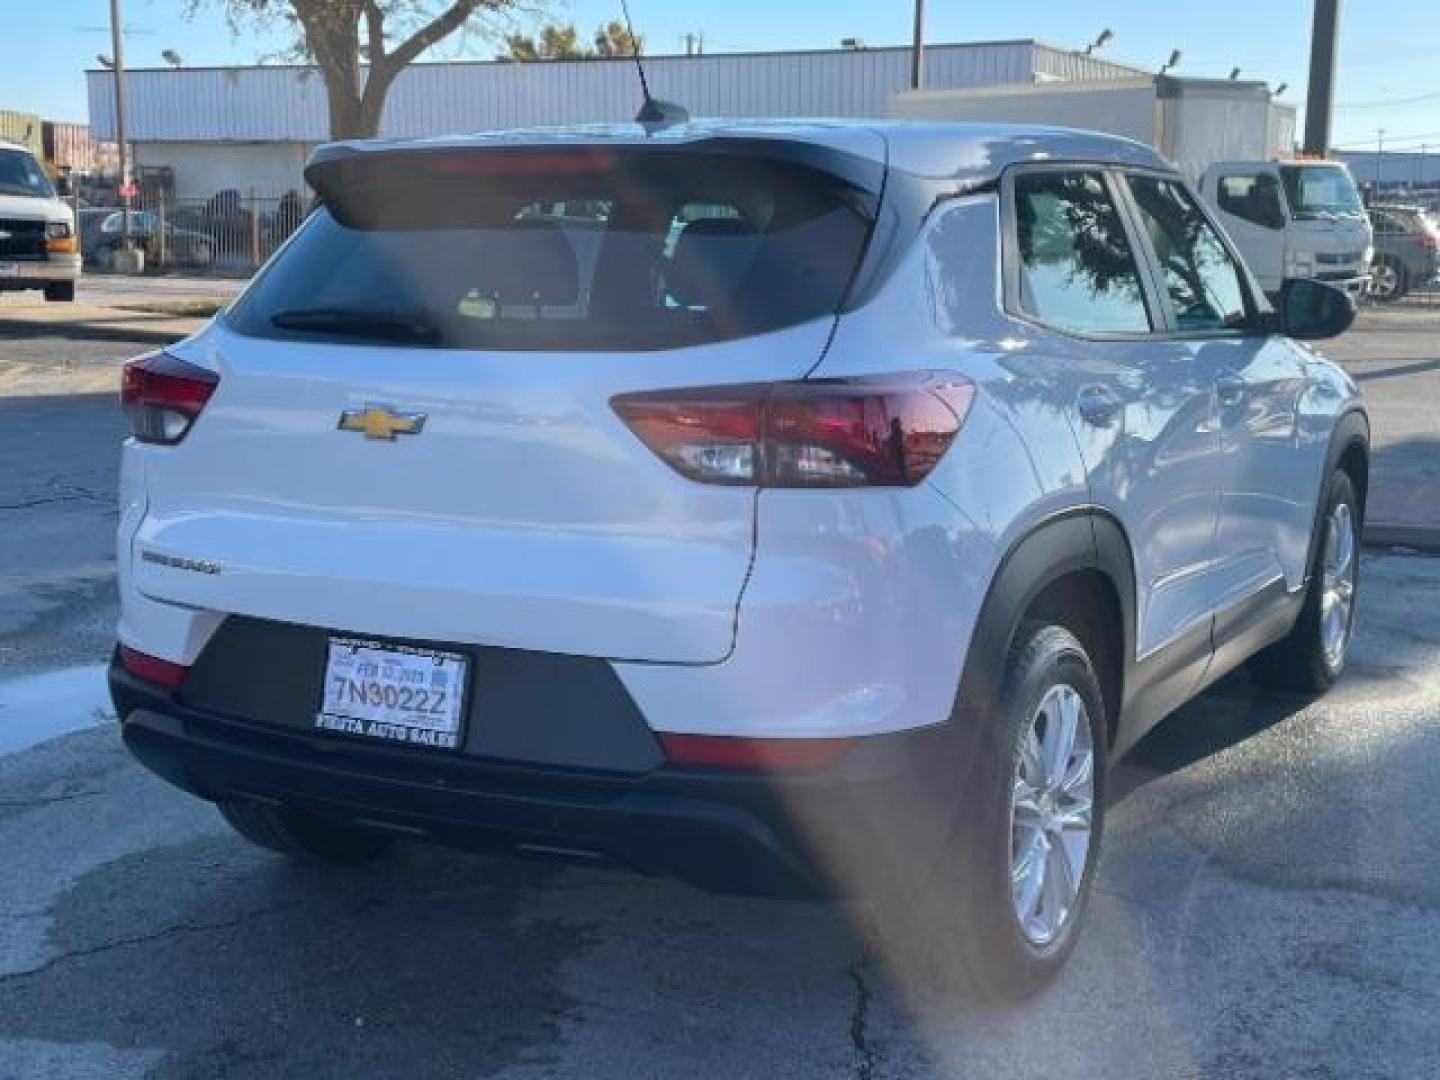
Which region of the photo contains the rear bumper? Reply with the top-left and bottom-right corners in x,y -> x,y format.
111,658 -> 965,898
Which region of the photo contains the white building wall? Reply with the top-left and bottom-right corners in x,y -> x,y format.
134,142 -> 314,199
89,41 -> 1145,142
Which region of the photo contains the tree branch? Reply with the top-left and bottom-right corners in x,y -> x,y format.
382,0 -> 489,73
362,0 -> 386,63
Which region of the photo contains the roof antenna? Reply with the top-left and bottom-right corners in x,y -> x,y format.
620,0 -> 689,127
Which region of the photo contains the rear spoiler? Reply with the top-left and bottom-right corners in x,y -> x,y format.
304,137 -> 887,230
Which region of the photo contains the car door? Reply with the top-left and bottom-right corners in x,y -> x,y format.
1004,166 -> 1224,682
1119,171 -> 1319,614
1206,169 -> 1287,293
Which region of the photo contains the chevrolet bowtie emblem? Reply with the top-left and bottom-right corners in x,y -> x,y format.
337,404 -> 427,441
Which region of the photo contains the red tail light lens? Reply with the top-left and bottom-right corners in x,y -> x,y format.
612,373 -> 974,488
658,733 -> 856,770
120,351 -> 219,445
1418,232 -> 1439,251
118,645 -> 190,690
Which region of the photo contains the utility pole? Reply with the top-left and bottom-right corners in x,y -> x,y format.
1302,0 -> 1341,155
109,0 -> 139,270
1376,128 -> 1385,189
910,0 -> 925,90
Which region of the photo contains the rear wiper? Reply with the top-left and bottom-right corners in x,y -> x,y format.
270,306 -> 443,344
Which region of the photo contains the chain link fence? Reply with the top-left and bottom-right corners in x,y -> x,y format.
77,190 -> 307,278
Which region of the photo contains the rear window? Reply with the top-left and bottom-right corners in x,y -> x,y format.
226,149 -> 876,351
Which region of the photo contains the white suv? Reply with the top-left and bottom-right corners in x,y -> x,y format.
109,122 -> 1367,999
0,141 -> 80,302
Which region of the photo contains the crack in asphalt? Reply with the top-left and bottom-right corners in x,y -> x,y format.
0,790 -> 105,809
0,900 -> 303,986
847,952 -> 877,1080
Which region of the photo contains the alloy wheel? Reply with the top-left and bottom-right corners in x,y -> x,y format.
1320,501 -> 1357,672
1009,683 -> 1095,948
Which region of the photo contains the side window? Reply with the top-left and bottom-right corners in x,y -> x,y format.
1126,176 -> 1250,332
1012,170 -> 1152,334
1216,174 -> 1286,230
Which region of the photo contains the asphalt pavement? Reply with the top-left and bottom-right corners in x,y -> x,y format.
1,283 -> 1439,1078
0,553 -> 1435,1079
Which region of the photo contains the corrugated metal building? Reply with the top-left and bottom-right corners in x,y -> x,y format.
87,39 -> 1144,198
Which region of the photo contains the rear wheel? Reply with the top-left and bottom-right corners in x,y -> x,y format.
218,799 -> 392,864
871,624 -> 1106,1001
1371,255 -> 1408,302
1249,469 -> 1360,693
43,281 -> 75,303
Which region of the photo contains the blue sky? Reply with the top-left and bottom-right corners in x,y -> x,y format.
4,0 -> 1438,150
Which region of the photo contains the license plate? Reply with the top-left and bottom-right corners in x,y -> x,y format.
0,263 -> 19,278
317,637 -> 468,750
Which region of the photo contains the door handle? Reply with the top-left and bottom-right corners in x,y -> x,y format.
1076,385 -> 1122,427
1216,373 -> 1247,405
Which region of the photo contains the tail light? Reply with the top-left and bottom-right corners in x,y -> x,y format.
121,351 -> 219,444
658,733 -> 856,770
118,646 -> 189,690
611,373 -> 974,488
1418,232 -> 1439,251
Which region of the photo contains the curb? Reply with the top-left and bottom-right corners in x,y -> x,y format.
1364,522 -> 1440,555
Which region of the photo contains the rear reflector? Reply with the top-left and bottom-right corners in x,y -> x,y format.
658,733 -> 856,770
612,373 -> 974,487
118,646 -> 189,690
120,351 -> 219,445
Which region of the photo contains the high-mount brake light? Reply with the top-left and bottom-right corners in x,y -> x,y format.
120,351 -> 219,445
612,374 -> 975,488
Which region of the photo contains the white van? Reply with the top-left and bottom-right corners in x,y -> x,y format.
1200,160 -> 1371,299
0,139 -> 80,302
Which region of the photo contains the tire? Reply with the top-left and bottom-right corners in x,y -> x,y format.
218,799 -> 392,864
1371,256 -> 1408,302
870,624 -> 1107,1002
1249,469 -> 1360,693
43,281 -> 75,303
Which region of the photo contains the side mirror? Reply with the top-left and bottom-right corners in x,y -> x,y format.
1272,278 -> 1355,340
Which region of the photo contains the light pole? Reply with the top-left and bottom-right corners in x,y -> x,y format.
108,0 -> 140,271
1376,128 -> 1385,190
1303,0 -> 1341,155
910,0 -> 924,90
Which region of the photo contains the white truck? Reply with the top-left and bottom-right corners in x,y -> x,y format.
892,76 -> 1371,300
0,138 -> 80,302
1198,160 -> 1371,297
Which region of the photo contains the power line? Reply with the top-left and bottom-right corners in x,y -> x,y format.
1335,90 -> 1440,110
1333,128 -> 1440,150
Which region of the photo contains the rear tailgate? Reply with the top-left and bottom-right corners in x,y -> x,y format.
133,320 -> 848,663
129,136 -> 886,664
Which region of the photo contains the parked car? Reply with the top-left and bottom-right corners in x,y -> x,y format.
82,209 -> 214,271
1368,204 -> 1440,301
109,121 -> 1368,1001
0,138 -> 79,301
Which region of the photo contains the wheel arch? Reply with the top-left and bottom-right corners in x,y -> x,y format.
1311,408 -> 1370,573
957,508 -> 1137,752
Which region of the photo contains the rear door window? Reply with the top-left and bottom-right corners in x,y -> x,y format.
1011,169 -> 1153,335
226,150 -> 876,351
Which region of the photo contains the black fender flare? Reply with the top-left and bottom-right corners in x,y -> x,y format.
956,508 -> 1136,735
1306,407 -> 1370,574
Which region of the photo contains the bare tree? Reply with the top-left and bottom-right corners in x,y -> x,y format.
194,1 -> 527,139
